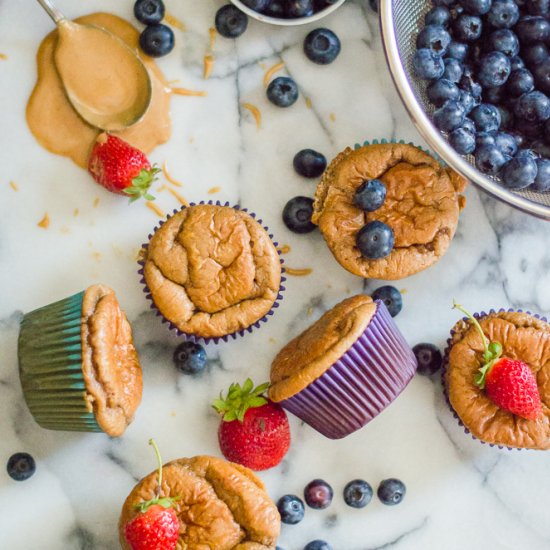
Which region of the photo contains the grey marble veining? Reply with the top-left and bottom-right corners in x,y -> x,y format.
1,0 -> 550,549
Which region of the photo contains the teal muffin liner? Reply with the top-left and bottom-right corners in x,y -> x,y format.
353,138 -> 446,165
18,291 -> 102,432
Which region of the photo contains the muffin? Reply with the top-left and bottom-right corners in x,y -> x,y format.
444,309 -> 550,450
140,202 -> 283,341
118,455 -> 281,549
312,141 -> 467,280
269,295 -> 417,439
18,284 -> 142,437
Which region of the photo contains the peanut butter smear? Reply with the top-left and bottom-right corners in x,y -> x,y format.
54,19 -> 151,131
27,13 -> 172,168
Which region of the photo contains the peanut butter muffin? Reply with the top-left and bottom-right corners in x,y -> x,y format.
119,455 -> 281,549
140,203 -> 283,340
445,309 -> 550,450
269,295 -> 417,439
312,141 -> 467,280
18,284 -> 142,436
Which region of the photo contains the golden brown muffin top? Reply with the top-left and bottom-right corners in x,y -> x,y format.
446,311 -> 550,450
118,455 -> 281,549
312,143 -> 467,281
81,284 -> 142,437
269,295 -> 376,402
142,204 -> 282,338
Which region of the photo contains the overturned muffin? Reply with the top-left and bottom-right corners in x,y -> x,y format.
312,142 -> 467,280
140,203 -> 283,340
118,455 -> 281,549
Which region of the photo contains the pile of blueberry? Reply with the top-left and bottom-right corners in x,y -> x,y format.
413,0 -> 550,192
276,478 -> 406,549
239,0 -> 340,19
134,0 -> 175,57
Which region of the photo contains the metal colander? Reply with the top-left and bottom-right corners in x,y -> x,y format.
379,0 -> 550,220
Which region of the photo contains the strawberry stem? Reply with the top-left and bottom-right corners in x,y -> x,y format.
149,438 -> 163,500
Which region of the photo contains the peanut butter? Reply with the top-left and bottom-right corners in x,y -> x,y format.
27,13 -> 172,168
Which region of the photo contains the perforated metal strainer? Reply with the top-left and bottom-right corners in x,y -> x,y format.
379,0 -> 550,220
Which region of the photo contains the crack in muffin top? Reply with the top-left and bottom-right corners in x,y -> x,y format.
312,143 -> 467,280
142,204 -> 282,338
446,311 -> 550,450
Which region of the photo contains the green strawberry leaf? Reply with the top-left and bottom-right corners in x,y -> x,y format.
123,166 -> 159,204
213,379 -> 271,423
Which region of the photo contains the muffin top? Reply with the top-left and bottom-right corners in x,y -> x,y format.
118,455 -> 281,549
269,295 -> 377,402
446,310 -> 550,450
81,284 -> 142,437
142,204 -> 282,338
312,143 -> 467,280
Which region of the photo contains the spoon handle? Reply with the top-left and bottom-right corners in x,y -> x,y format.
36,0 -> 66,24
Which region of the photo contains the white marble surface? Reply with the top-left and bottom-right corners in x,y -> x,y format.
1,0 -> 550,549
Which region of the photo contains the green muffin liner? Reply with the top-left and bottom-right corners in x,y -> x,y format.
18,291 -> 102,433
354,138 -> 446,165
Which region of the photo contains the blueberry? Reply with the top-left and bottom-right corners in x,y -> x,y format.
414,50 -> 444,80
459,70 -> 482,98
458,0 -> 491,15
449,126 -> 476,154
413,343 -> 443,375
501,150 -> 539,189
497,106 -> 514,129
352,180 -> 386,212
267,77 -> 299,107
510,56 -> 525,71
356,221 -> 394,260
425,6 -> 451,26
487,0 -> 520,29
483,86 -> 505,105
545,118 -> 550,141
173,342 -> 207,374
215,5 -> 248,38
533,59 -> 550,94
277,495 -> 305,524
462,117 -> 476,134
446,41 -> 469,61
527,0 -> 550,16
293,149 -> 327,178
453,14 -> 482,42
514,118 -> 544,140
477,52 -> 511,87
488,29 -> 519,57
372,285 -> 402,317
515,91 -> 550,122
506,69 -> 535,97
134,0 -> 165,25
377,479 -> 406,506
304,479 -> 333,509
303,28 -> 341,65
343,480 -> 373,508
282,196 -> 316,233
533,158 -> 550,192
443,58 -> 464,83
265,0 -> 286,17
433,100 -> 466,131
476,131 -> 496,148
475,144 -> 508,174
286,0 -> 314,17
458,90 -> 479,113
416,25 -> 451,56
304,542 -> 332,550
516,16 -> 550,45
494,132 -> 518,157
139,23 -> 174,57
531,140 -> 550,158
523,44 -> 549,69
7,453 -> 36,482
471,103 -> 501,132
428,79 -> 460,107
241,0 -> 270,10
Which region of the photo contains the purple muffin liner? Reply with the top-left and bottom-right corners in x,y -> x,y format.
279,301 -> 418,439
442,308 -> 548,451
137,200 -> 286,345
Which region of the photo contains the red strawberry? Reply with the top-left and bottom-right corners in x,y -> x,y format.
212,379 -> 291,471
88,133 -> 158,201
454,302 -> 542,420
124,440 -> 180,550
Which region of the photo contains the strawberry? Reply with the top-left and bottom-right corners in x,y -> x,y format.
453,302 -> 542,420
88,133 -> 158,202
212,379 -> 291,471
124,439 -> 180,550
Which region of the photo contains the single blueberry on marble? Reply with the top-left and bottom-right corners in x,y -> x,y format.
372,285 -> 402,317
293,149 -> 327,178
134,0 -> 165,25
377,478 -> 406,506
277,494 -> 305,524
356,221 -> 394,260
354,179 -> 387,212
304,479 -> 333,509
267,77 -> 299,107
343,479 -> 373,508
173,342 -> 207,374
7,452 -> 36,481
304,541 -> 332,550
282,196 -> 316,233
413,343 -> 443,376
215,5 -> 248,38
139,23 -> 174,57
304,28 -> 341,65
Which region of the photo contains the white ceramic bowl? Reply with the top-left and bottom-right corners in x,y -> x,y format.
230,0 -> 346,26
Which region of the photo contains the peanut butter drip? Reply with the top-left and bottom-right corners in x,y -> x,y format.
26,13 -> 171,168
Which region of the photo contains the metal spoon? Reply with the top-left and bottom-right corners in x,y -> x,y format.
36,0 -> 152,132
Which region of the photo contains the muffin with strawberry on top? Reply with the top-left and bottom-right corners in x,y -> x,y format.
444,303 -> 550,450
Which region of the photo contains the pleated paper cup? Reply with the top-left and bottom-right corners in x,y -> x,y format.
278,301 -> 417,439
18,291 -> 102,432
